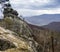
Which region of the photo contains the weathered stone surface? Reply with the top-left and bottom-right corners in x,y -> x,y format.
0,39 -> 16,51
0,14 -> 39,52
0,27 -> 36,52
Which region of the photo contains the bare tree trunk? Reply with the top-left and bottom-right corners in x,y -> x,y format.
51,36 -> 54,52
43,36 -> 46,52
51,32 -> 54,52
43,31 -> 48,52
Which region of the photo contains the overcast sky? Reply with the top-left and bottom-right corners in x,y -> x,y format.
9,0 -> 60,17
0,0 -> 60,17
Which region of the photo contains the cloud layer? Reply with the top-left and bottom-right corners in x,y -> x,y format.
9,0 -> 60,17
0,0 -> 60,17
10,0 -> 59,9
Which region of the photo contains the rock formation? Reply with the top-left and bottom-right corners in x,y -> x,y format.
0,4 -> 39,52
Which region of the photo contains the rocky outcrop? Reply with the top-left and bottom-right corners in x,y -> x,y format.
0,4 -> 40,52
0,13 -> 40,52
0,27 -> 36,52
0,39 -> 16,51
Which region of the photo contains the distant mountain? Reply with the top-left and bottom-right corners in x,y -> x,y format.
43,22 -> 60,31
25,14 -> 60,26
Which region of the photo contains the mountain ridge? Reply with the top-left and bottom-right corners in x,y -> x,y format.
25,14 -> 60,26
42,22 -> 60,32
0,26 -> 34,52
